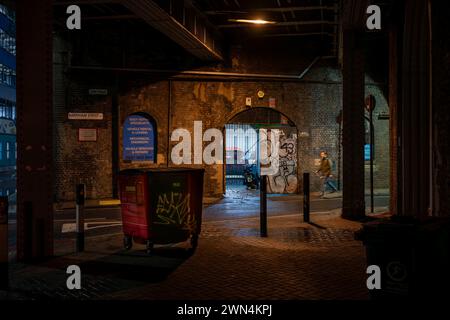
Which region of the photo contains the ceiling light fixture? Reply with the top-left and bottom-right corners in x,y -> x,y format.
228,19 -> 277,25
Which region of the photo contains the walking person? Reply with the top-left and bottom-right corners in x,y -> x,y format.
316,151 -> 338,197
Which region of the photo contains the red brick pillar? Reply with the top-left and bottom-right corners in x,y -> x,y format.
16,0 -> 54,260
389,26 -> 399,216
340,0 -> 368,220
341,31 -> 366,220
398,0 -> 431,218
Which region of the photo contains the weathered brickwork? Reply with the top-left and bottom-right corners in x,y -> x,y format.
365,84 -> 390,191
54,37 -> 390,201
54,84 -> 114,201
54,38 -> 114,201
116,66 -> 390,197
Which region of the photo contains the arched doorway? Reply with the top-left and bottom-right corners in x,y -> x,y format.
224,107 -> 298,196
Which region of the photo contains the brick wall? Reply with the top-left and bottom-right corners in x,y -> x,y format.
364,85 -> 390,191
116,64 -> 391,197
54,33 -> 391,200
54,37 -> 114,202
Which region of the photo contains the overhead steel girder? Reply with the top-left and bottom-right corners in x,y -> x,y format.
121,0 -> 223,61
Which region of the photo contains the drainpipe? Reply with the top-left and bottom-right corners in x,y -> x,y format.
167,80 -> 172,168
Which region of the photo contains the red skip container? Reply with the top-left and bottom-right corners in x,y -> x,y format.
118,168 -> 204,253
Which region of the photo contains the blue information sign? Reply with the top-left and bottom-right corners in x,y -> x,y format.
364,144 -> 372,161
123,114 -> 155,162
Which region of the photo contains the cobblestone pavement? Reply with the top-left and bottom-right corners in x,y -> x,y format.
4,209 -> 370,300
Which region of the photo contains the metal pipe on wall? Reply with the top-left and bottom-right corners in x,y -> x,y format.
70,66 -> 322,81
167,80 -> 172,168
69,65 -> 387,86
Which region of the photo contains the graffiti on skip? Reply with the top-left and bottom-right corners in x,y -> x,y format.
155,192 -> 196,232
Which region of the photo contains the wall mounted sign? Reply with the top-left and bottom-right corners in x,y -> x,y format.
299,131 -> 310,138
88,89 -> 108,96
246,97 -> 252,107
78,128 -> 98,142
269,98 -> 276,108
123,114 -> 155,162
68,113 -> 104,120
365,144 -> 372,161
378,112 -> 390,120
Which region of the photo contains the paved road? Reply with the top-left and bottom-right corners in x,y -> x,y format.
7,207 -> 123,250
7,195 -> 389,249
8,211 -> 370,300
203,191 -> 389,221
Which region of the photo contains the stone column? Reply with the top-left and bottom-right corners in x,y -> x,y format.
16,0 -> 54,260
340,0 -> 368,220
341,31 -> 366,220
389,26 -> 399,216
399,0 -> 431,218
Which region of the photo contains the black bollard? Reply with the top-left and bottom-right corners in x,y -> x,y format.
260,176 -> 268,237
303,173 -> 310,223
76,184 -> 85,252
0,197 -> 8,290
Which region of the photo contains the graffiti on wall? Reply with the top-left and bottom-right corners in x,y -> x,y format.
267,131 -> 298,194
0,118 -> 15,134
